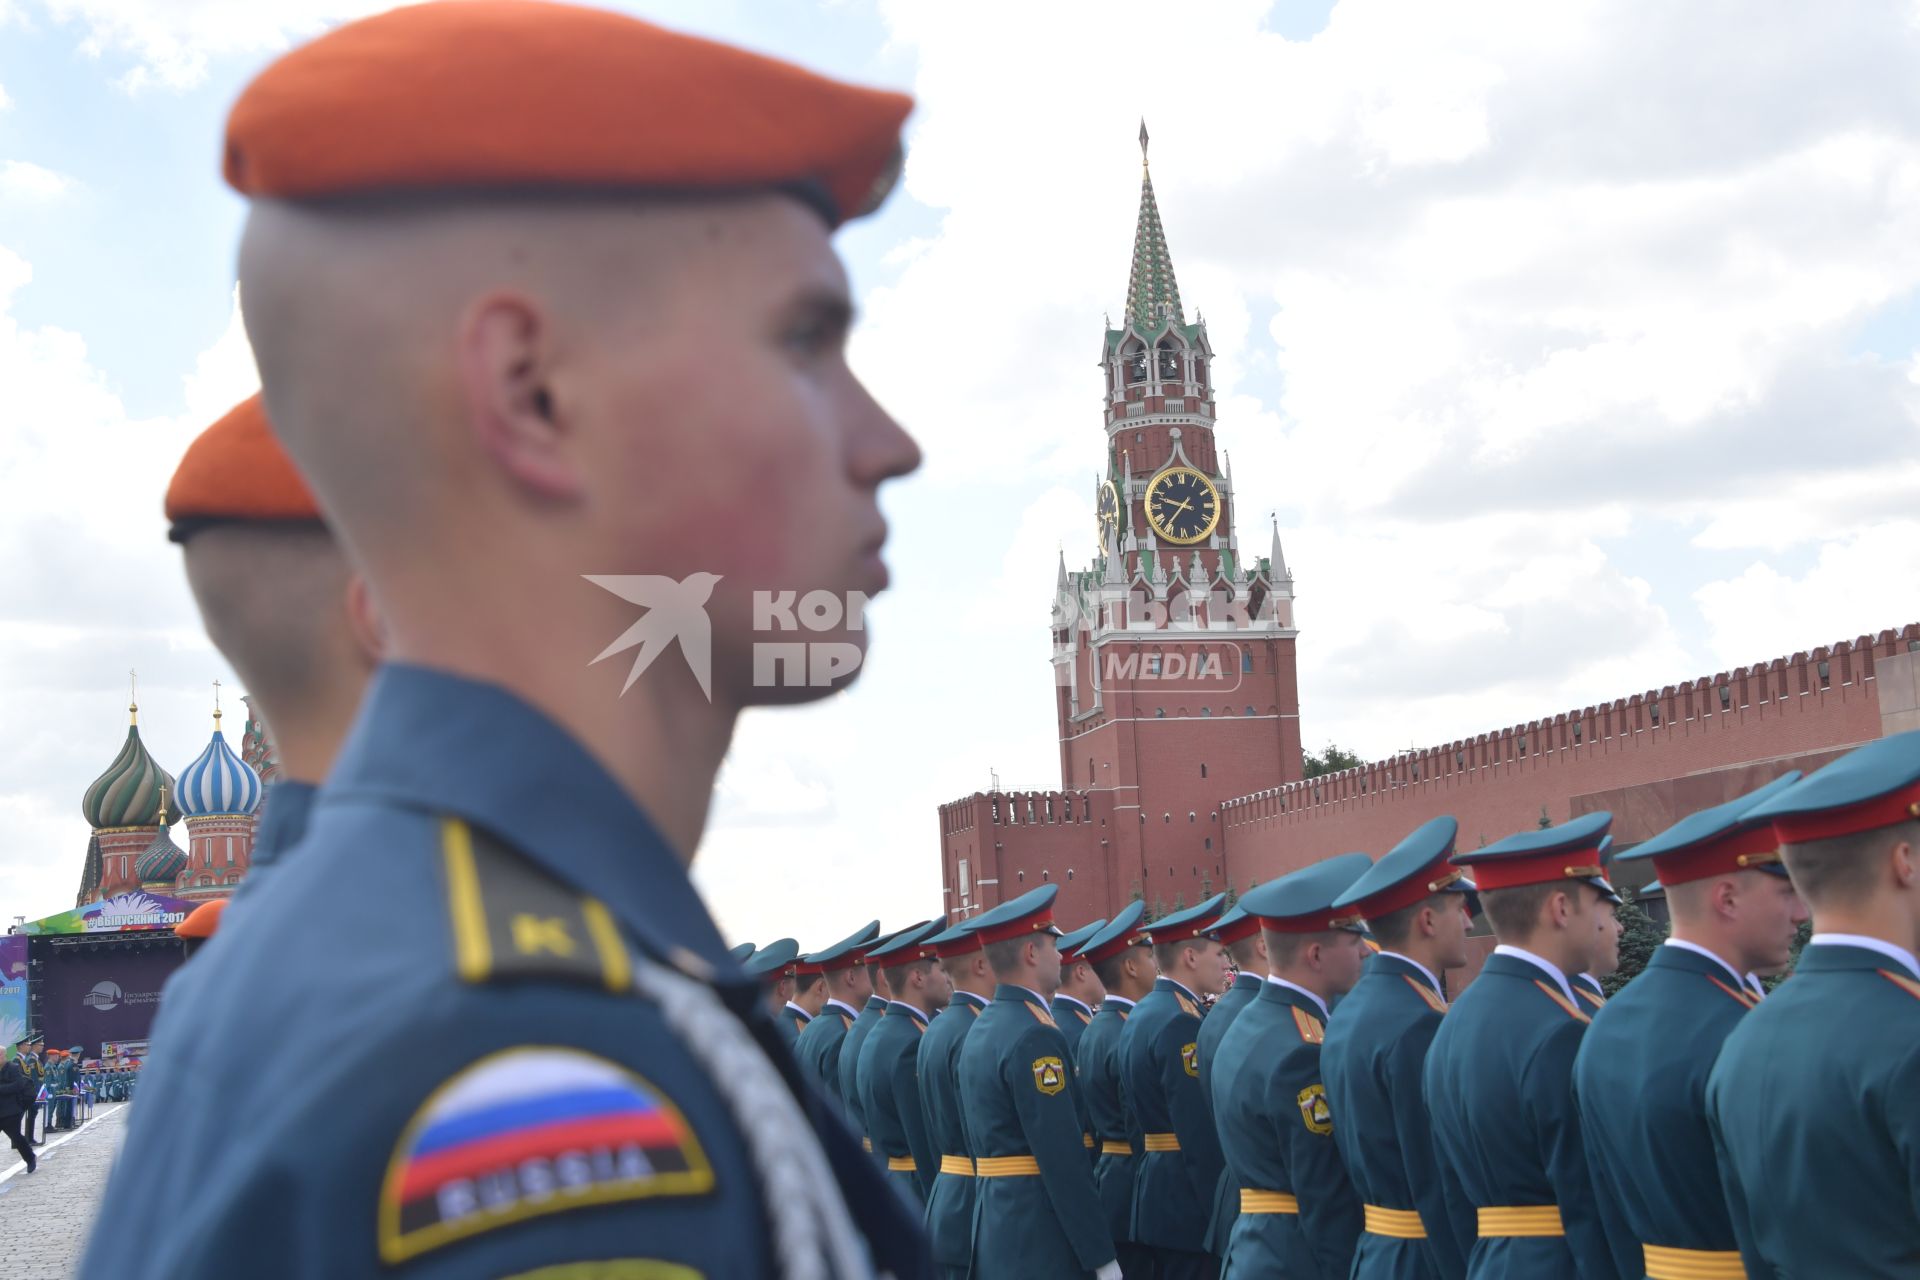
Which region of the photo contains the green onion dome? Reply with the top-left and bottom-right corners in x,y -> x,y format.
81,701 -> 176,830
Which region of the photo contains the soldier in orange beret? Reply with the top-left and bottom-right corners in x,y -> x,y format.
86,5 -> 924,1279
164,392 -> 385,902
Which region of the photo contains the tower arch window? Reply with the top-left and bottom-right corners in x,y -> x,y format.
1200,763 -> 1208,778
1243,650 -> 1253,673
1155,707 -> 1166,718
1157,337 -> 1181,380
1124,339 -> 1148,385
1246,705 -> 1256,716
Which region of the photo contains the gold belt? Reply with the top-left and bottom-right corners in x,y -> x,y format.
1363,1205 -> 1427,1239
1239,1190 -> 1300,1214
861,1137 -> 872,1153
1082,1132 -> 1094,1148
1477,1205 -> 1564,1237
1099,1140 -> 1131,1157
886,1155 -> 916,1172
975,1155 -> 1041,1177
1643,1244 -> 1746,1280
1142,1132 -> 1181,1152
939,1154 -> 975,1177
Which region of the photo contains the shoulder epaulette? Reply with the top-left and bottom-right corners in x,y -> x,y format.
840,1013 -> 854,1030
1290,1006 -> 1325,1044
1402,974 -> 1448,1014
1705,975 -> 1757,1010
1074,1009 -> 1092,1026
1533,979 -> 1591,1024
1576,987 -> 1607,1011
1879,969 -> 1920,1003
1175,993 -> 1200,1019
440,816 -> 631,993
1026,1002 -> 1058,1028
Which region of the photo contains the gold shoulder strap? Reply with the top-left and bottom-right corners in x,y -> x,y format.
440,817 -> 632,994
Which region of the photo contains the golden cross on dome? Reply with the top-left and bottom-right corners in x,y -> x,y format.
129,668 -> 139,724
213,678 -> 223,726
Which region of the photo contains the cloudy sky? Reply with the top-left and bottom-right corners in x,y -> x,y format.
2,0 -> 1919,942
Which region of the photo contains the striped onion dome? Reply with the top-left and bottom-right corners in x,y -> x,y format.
81,702 -> 176,829
175,705 -> 263,818
136,818 -> 188,887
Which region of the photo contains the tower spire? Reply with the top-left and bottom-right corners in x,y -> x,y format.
1125,122 -> 1183,331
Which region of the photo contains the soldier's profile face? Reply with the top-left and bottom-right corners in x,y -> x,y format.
591,194 -> 921,707
1737,871 -> 1809,971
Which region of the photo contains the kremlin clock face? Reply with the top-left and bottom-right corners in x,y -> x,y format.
1097,481 -> 1121,546
1144,466 -> 1222,545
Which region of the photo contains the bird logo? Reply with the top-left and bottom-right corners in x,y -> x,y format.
584,574 -> 722,701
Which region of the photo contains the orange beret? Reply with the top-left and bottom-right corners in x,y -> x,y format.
165,393 -> 321,543
175,899 -> 229,941
224,1 -> 912,227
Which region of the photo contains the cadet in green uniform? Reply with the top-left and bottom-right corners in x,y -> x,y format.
955,886 -> 1120,1280
1211,855 -> 1372,1279
1053,918 -> 1108,1161
918,918 -> 992,1280
1709,730 -> 1920,1276
1322,816 -> 1479,1280
1576,773 -> 1805,1280
1425,813 -> 1618,1279
858,919 -> 949,1203
1121,892 -> 1229,1280
794,920 -> 881,1098
743,937 -> 801,1025
782,951 -> 829,1048
1197,906 -> 1268,1262
1571,842 -> 1622,1013
1073,902 -> 1156,1280
846,926 -> 925,1149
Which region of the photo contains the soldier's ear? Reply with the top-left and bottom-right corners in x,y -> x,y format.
457,289 -> 585,502
1891,838 -> 1916,889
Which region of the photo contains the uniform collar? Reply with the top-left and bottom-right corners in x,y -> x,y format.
324,664 -> 733,977
951,989 -> 992,1010
1492,943 -> 1575,1003
783,1001 -> 813,1022
1156,976 -> 1201,1005
824,998 -> 862,1018
885,1000 -> 929,1026
1099,995 -> 1138,1011
1263,973 -> 1330,1021
863,995 -> 888,1014
994,983 -> 1049,1010
1809,932 -> 1920,979
1661,937 -> 1747,988
1053,993 -> 1094,1016
249,779 -> 318,868
1229,971 -> 1263,994
1374,950 -> 1442,994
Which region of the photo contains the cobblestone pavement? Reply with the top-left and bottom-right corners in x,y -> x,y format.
0,1103 -> 128,1279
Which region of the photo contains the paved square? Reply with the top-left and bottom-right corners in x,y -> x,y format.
0,1104 -> 128,1279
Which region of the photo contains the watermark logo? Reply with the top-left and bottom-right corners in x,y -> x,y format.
586,576 -> 875,698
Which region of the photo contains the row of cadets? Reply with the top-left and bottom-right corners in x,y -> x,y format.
1053,917 -> 1110,1157
954,886 -> 1121,1280
1321,816 -> 1480,1279
1072,901 -> 1157,1279
1211,853 -> 1376,1278
1120,892 -> 1230,1279
844,922 -> 932,1144
1575,772 -> 1807,1278
1708,730 -> 1920,1273
1425,811 -> 1622,1276
919,916 -> 994,1280
856,918 -> 951,1204
1196,903 -> 1271,1260
793,919 -> 881,1099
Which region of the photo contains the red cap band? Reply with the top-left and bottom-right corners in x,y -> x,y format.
1144,915 -> 1219,946
1650,823 -> 1783,886
973,907 -> 1057,946
1078,929 -> 1151,967
1470,845 -> 1608,892
1252,907 -> 1370,935
932,931 -> 985,960
1211,914 -> 1263,946
1772,779 -> 1920,846
1348,855 -> 1466,920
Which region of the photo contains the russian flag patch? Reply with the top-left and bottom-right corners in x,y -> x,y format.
379,1046 -> 714,1264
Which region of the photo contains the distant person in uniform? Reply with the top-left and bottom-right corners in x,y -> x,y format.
82,6 -> 929,1278
1425,813 -> 1618,1278
955,886 -> 1119,1280
1076,903 -> 1157,1279
1211,856 -> 1374,1278
1321,817 -> 1479,1279
1576,773 -> 1806,1280
795,921 -> 882,1098
856,920 -> 949,1203
846,925 -> 922,1153
166,392 -> 385,887
743,938 -> 801,1025
0,1040 -> 35,1174
20,1039 -> 43,1146
916,917 -> 991,1280
1051,917 -> 1108,1161
1570,842 -> 1622,1011
1196,906 -> 1267,1263
1709,730 -> 1920,1273
1121,892 -> 1230,1280
785,951 -> 830,1045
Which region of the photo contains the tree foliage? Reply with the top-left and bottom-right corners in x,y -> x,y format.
1601,889 -> 1669,996
1303,742 -> 1365,778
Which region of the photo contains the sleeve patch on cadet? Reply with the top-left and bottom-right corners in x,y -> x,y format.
1032,1056 -> 1068,1096
1180,1042 -> 1200,1077
1290,1007 -> 1325,1044
501,1263 -> 703,1280
1296,1083 -> 1333,1135
379,1047 -> 714,1266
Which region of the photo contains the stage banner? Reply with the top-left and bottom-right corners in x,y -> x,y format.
39,945 -> 179,1057
0,935 -> 26,1048
23,890 -> 197,936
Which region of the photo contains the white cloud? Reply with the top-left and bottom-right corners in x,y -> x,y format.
0,159 -> 75,201
1694,521 -> 1920,668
